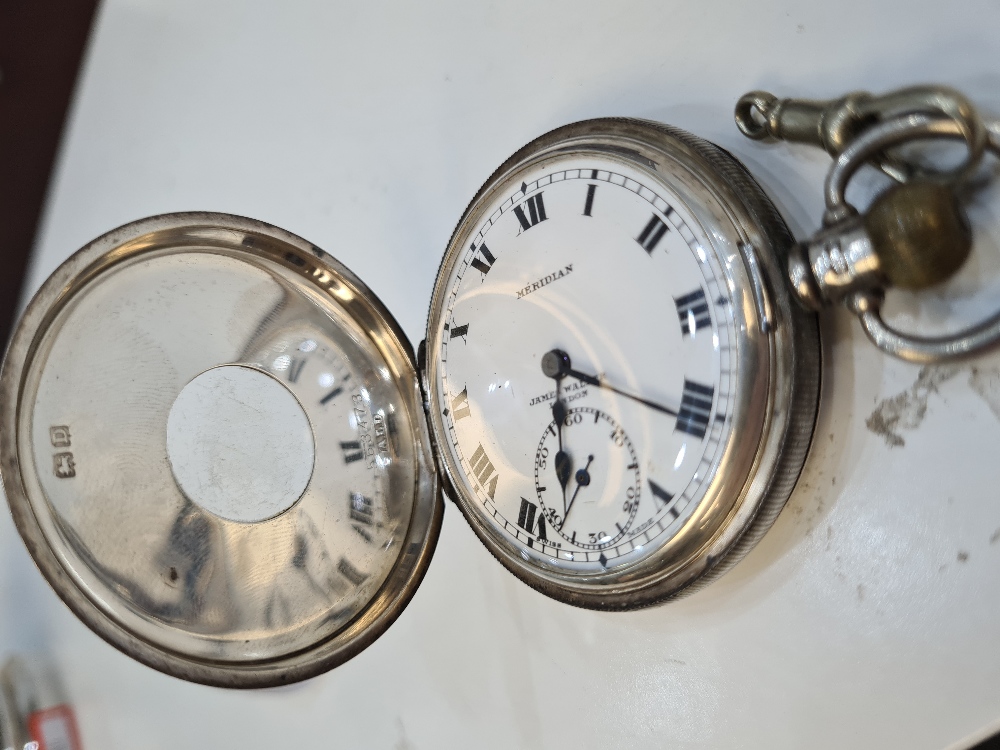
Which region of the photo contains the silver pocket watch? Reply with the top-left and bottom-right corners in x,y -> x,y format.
2,85 -> 996,687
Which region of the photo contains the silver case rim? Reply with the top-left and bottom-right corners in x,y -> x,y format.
0,212 -> 444,688
424,118 -> 821,610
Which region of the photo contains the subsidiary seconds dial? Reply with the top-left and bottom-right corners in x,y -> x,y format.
534,406 -> 641,551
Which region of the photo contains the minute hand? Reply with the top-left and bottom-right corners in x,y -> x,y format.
565,368 -> 678,417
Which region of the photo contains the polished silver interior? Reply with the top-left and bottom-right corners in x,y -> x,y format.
1,214 -> 442,687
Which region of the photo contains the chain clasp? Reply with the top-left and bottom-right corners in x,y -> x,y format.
736,86 -> 1000,363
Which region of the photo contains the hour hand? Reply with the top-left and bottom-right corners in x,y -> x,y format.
554,449 -> 572,507
551,398 -> 572,512
551,396 -> 567,435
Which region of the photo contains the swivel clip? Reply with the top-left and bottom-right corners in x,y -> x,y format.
736,85 -> 1000,363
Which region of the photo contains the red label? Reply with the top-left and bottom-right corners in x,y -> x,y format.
26,705 -> 82,750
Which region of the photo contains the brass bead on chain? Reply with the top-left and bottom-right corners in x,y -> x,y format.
783,180 -> 974,312
863,180 -> 972,290
737,83 -> 1000,362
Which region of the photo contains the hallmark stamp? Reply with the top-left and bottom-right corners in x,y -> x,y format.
53,452 -> 76,479
49,425 -> 71,448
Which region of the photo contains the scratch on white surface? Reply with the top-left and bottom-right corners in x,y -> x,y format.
866,364 -> 1000,447
865,365 -> 962,447
969,365 -> 1000,420
395,718 -> 416,750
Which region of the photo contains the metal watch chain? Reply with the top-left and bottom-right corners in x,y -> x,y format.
735,85 -> 1000,363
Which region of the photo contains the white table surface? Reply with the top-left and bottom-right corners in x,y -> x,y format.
3,1 -> 1000,747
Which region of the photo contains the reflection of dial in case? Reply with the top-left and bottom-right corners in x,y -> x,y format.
534,407 -> 641,551
239,329 -> 396,561
1,214 -> 443,687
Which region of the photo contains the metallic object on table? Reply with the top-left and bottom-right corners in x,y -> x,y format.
0,671 -> 15,750
734,86 -> 994,181
1,656 -> 83,750
0,215 -> 443,688
736,86 -> 1000,363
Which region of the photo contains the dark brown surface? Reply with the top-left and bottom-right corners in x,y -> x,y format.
975,733 -> 1000,749
0,0 -> 101,346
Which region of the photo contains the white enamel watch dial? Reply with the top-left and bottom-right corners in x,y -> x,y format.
424,119 -> 820,609
0,214 -> 441,687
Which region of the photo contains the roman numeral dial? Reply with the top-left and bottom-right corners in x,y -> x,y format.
583,184 -> 597,216
514,192 -> 547,233
636,214 -> 669,254
516,498 -> 548,547
469,443 -> 499,499
434,154 -> 740,586
676,380 -> 715,440
449,387 -> 471,421
340,441 -> 364,464
674,288 -> 712,336
469,243 -> 495,276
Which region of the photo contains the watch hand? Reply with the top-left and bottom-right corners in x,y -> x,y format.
544,351 -> 574,515
565,454 -> 594,519
542,348 -> 678,418
552,398 -> 572,514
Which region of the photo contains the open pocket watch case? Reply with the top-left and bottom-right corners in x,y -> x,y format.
1,119 -> 820,686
